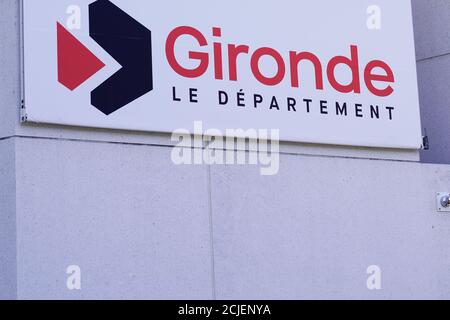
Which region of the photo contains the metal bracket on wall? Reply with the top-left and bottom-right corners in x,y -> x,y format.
422,136 -> 429,150
437,192 -> 450,212
20,99 -> 27,122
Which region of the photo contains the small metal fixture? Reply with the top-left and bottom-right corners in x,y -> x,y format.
437,193 -> 450,212
422,136 -> 429,150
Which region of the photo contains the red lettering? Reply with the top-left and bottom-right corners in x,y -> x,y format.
327,45 -> 361,94
364,60 -> 395,97
251,47 -> 286,86
165,27 -> 395,97
289,51 -> 324,90
228,44 -> 250,81
165,26 -> 209,78
212,27 -> 223,80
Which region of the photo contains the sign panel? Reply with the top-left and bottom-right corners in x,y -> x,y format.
22,0 -> 423,149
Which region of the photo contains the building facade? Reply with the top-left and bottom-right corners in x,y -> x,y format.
1,0 -> 450,299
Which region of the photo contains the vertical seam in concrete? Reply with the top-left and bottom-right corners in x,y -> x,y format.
13,137 -> 18,300
206,164 -> 217,300
12,0 -> 24,299
14,0 -> 22,300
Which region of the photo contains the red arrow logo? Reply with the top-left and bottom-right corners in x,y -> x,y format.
57,22 -> 105,91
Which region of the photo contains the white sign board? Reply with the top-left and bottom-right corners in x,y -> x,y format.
22,0 -> 423,149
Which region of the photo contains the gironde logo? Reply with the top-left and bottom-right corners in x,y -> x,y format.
57,0 -> 153,115
57,1 -> 395,118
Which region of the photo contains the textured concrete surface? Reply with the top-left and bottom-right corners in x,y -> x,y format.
0,139 -> 17,300
0,0 -> 20,139
416,55 -> 450,164
412,0 -> 450,60
412,0 -> 450,163
8,136 -> 450,299
14,138 -> 213,299
210,155 -> 450,299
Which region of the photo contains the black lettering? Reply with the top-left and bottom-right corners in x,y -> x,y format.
237,90 -> 245,107
254,94 -> 263,108
386,106 -> 395,120
336,102 -> 347,116
172,86 -> 181,102
270,96 -> 280,110
320,100 -> 328,114
355,103 -> 363,117
218,91 -> 228,105
303,99 -> 312,113
189,88 -> 198,103
370,105 -> 380,119
287,97 -> 297,112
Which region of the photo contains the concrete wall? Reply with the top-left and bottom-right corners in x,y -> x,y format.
8,137 -> 450,299
2,0 -> 450,299
14,138 -> 213,299
0,140 -> 16,299
0,0 -> 18,300
413,0 -> 450,163
211,156 -> 450,300
7,138 -> 450,299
